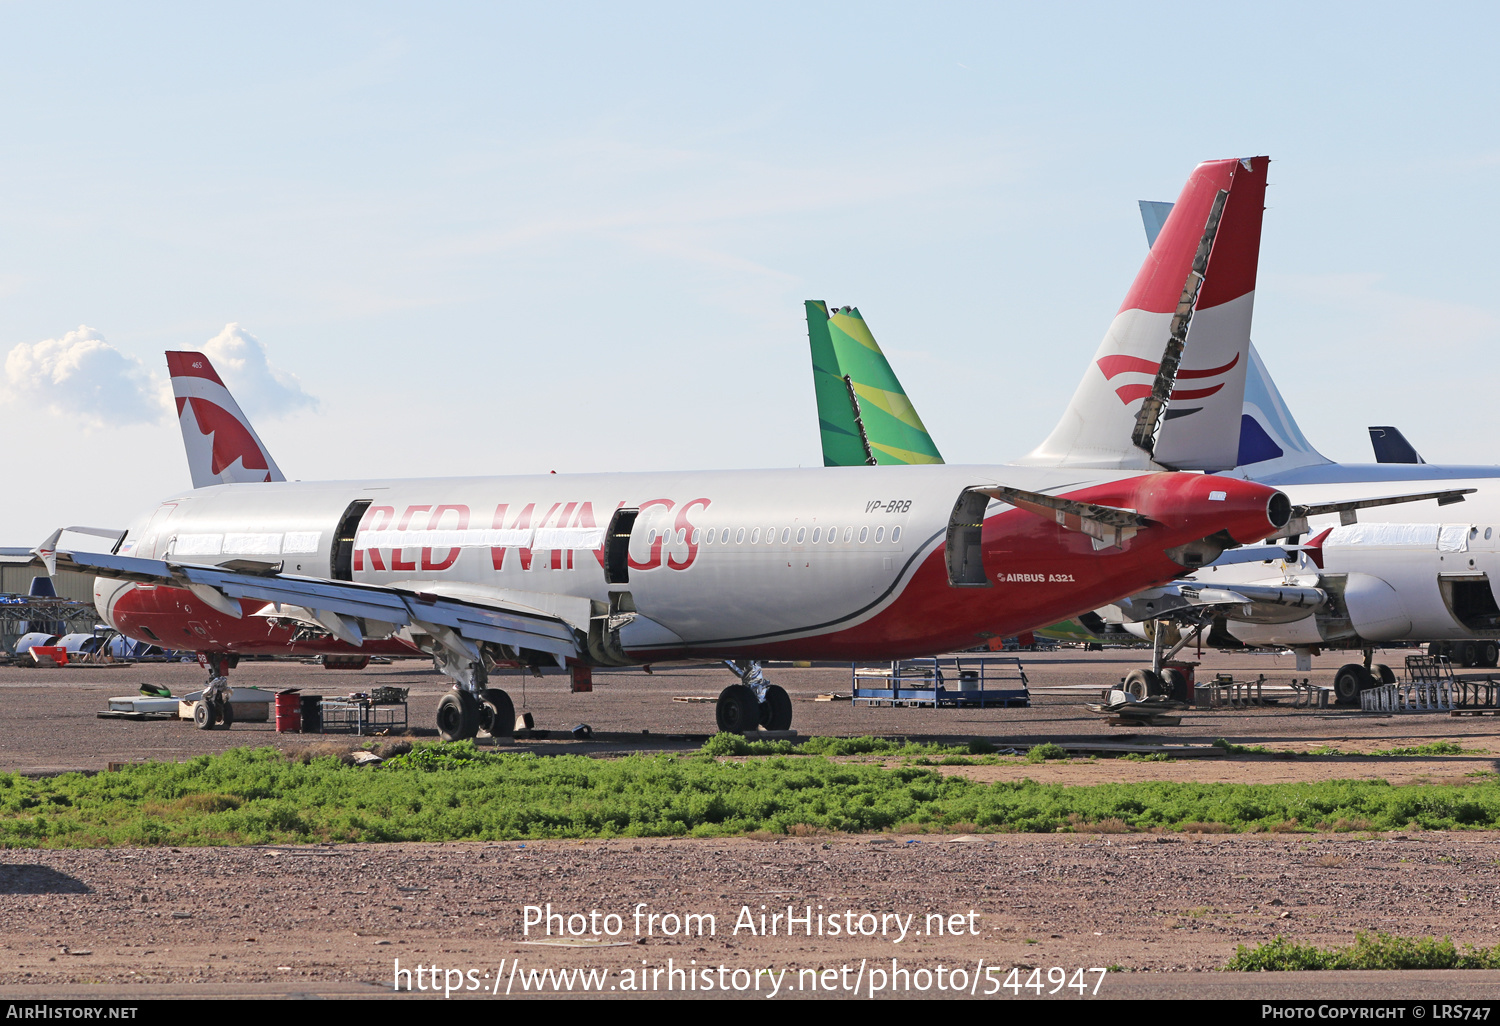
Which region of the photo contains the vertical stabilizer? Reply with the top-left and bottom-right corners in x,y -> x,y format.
805,301 -> 944,466
1139,200 -> 1174,248
1234,342 -> 1331,473
1369,426 -> 1426,464
1023,157 -> 1267,470
165,351 -> 286,488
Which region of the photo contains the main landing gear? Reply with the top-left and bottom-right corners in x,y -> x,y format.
432,656 -> 518,743
718,660 -> 792,733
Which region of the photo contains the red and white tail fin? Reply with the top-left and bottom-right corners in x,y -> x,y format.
1022,156 -> 1268,471
165,351 -> 285,488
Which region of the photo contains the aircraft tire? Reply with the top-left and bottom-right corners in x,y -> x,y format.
1333,663 -> 1374,706
1481,642 -> 1500,668
479,688 -> 516,737
193,700 -> 214,730
1374,663 -> 1397,685
437,690 -> 480,742
760,685 -> 793,731
1160,668 -> 1190,703
1122,669 -> 1163,701
715,684 -> 760,733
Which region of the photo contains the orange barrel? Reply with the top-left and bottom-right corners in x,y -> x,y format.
274,690 -> 302,733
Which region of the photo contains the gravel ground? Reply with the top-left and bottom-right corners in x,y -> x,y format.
2,648 -> 1498,999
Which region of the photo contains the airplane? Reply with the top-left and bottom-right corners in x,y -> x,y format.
13,157 -> 1306,740
809,164 -> 1495,705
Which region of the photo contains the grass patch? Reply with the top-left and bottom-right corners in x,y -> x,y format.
1212,739 -> 1274,755
698,733 -> 989,761
8,742 -> 1500,848
1026,743 -> 1070,764
1226,932 -> 1500,971
1372,741 -> 1468,757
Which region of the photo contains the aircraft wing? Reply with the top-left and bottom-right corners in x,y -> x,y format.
28,536 -> 582,662
1277,488 -> 1477,535
1107,580 -> 1326,623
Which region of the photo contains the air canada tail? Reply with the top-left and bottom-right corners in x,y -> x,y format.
165,351 -> 286,488
805,301 -> 944,466
1022,156 -> 1269,471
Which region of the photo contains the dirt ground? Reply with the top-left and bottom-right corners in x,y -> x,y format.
2,647 -> 1499,999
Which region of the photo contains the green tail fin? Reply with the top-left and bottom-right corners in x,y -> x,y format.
805,300 -> 944,467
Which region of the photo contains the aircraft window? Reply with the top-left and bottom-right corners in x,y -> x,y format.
811,527 -> 821,543
781,528 -> 791,544
1488,528 -> 1494,541
1473,527 -> 1480,539
698,530 -> 708,545
721,528 -> 729,543
875,526 -> 885,543
647,530 -> 657,543
766,526 -> 775,544
843,527 -> 852,542
797,527 -> 806,544
892,526 -> 902,543
678,529 -> 687,544
859,526 -> 869,543
750,528 -> 760,544
828,527 -> 837,544
736,528 -> 745,544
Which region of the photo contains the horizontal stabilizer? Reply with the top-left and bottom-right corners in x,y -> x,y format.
971,485 -> 1152,550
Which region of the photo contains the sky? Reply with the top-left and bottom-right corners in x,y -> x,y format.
2,2 -> 1498,540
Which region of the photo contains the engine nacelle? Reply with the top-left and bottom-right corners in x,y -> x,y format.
1339,572 -> 1412,642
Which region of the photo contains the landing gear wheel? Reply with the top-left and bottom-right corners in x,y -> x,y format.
1374,663 -> 1397,685
194,700 -> 215,730
1457,642 -> 1478,668
715,684 -> 760,733
1480,642 -> 1499,669
436,690 -> 480,742
759,684 -> 793,731
1333,663 -> 1375,706
478,688 -> 516,737
1160,667 -> 1190,703
1122,669 -> 1164,700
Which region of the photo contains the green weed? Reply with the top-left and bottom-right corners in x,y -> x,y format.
1226,932 -> 1500,971
8,744 -> 1500,849
1026,743 -> 1070,764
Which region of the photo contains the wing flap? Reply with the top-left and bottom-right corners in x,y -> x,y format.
31,543 -> 582,661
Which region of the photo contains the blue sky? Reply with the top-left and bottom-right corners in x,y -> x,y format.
2,2 -> 1497,538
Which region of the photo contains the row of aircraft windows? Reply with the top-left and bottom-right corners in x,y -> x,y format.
644,525 -> 903,546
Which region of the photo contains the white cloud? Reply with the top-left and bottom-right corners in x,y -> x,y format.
1,326 -> 168,428
199,323 -> 317,416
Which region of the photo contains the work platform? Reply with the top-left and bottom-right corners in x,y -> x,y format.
851,656 -> 1030,708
